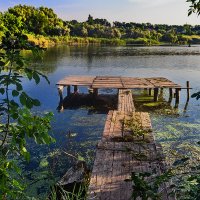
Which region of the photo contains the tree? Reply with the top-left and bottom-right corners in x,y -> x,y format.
0,32 -> 55,199
6,5 -> 69,36
87,14 -> 94,25
3,12 -> 24,34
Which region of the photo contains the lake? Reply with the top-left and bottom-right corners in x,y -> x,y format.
22,45 -> 200,198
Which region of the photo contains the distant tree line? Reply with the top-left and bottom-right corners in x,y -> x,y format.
1,4 -> 200,45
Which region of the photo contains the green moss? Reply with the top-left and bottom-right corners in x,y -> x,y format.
134,95 -> 153,102
143,102 -> 164,107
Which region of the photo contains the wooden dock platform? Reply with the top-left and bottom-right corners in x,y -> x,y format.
87,89 -> 174,200
57,75 -> 185,110
57,76 -> 181,89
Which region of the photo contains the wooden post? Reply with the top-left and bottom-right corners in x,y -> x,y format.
168,88 -> 173,103
154,88 -> 159,102
93,88 -> 98,97
184,100 -> 189,112
88,87 -> 93,94
169,88 -> 173,98
160,88 -> 164,95
149,88 -> 152,96
74,85 -> 78,93
186,81 -> 190,101
67,85 -> 71,96
58,86 -> 64,111
58,86 -> 64,102
159,88 -> 164,99
175,88 -> 180,105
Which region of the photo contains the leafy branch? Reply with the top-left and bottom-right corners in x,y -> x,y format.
0,32 -> 55,199
187,0 -> 200,16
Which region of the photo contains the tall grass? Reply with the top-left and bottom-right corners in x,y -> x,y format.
49,182 -> 88,200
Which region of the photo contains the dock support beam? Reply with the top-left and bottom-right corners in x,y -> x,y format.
149,88 -> 152,96
186,81 -> 190,101
58,86 -> 64,111
74,85 -> 78,93
159,88 -> 164,100
58,86 -> 64,102
67,85 -> 71,96
168,88 -> 173,103
154,88 -> 159,102
184,81 -> 190,112
175,88 -> 181,105
93,88 -> 98,97
160,88 -> 164,95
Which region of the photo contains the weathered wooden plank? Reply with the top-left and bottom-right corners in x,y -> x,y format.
88,144 -> 173,199
57,76 -> 182,91
85,77 -> 176,200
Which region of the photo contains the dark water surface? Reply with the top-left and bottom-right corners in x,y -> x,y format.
22,45 -> 200,198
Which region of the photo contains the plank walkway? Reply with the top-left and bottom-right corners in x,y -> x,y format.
87,89 -> 174,200
57,76 -> 181,89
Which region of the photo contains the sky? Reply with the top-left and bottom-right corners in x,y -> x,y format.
1,0 -> 200,25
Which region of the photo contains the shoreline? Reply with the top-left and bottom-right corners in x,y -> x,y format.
26,35 -> 200,49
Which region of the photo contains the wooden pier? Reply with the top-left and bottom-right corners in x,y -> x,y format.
56,76 -> 186,111
56,76 -> 189,199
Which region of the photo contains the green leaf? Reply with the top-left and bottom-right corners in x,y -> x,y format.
21,147 -> 30,161
10,100 -> 19,108
191,93 -> 198,98
16,83 -> 23,91
26,99 -> 33,109
12,90 -> 19,97
32,99 -> 41,106
41,133 -> 51,144
4,60 -> 10,67
0,88 -> 5,95
12,179 -> 24,190
38,72 -> 50,84
19,93 -> 26,106
12,112 -> 19,119
33,72 -> 40,84
25,68 -> 33,80
16,60 -> 24,67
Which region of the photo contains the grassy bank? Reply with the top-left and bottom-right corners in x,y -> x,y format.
25,34 -> 200,48
26,34 -> 127,47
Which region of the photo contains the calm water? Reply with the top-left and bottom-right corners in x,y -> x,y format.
22,45 -> 200,198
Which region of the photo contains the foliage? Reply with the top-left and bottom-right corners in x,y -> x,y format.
0,32 -> 55,199
50,182 -> 88,200
187,0 -> 200,15
191,91 -> 200,100
1,5 -> 200,46
124,117 -> 148,138
125,170 -> 174,200
6,5 -> 70,36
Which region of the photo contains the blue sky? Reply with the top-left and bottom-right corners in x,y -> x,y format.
1,0 -> 200,25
